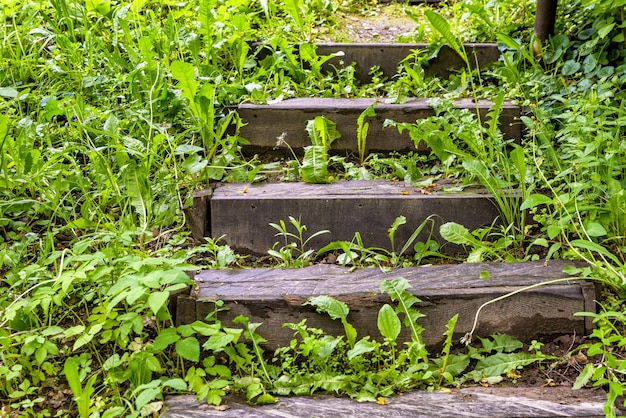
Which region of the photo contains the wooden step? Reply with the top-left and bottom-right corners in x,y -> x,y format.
162,386 -> 608,417
176,261 -> 595,350
186,180 -> 501,253
236,98 -> 521,154
314,43 -> 500,82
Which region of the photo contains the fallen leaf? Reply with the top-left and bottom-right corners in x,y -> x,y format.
213,404 -> 230,411
506,369 -> 522,379
376,397 -> 386,405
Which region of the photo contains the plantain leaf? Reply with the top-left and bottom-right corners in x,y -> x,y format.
378,303 -> 401,343
520,193 -> 553,210
302,145 -> 329,183
439,222 -> 475,245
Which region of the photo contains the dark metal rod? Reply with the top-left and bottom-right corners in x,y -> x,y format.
534,0 -> 559,43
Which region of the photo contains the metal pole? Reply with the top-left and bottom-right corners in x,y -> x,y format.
534,0 -> 559,43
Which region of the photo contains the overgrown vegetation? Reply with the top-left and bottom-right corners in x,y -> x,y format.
1,0 -> 626,416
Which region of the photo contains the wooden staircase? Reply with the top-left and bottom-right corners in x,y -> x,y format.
169,35 -> 602,417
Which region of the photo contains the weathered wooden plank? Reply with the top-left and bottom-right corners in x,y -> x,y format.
315,43 -> 501,82
162,386 -> 608,417
187,261 -> 595,349
209,180 -> 501,255
237,97 -> 521,154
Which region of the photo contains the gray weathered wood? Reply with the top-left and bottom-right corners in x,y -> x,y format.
162,386 -> 608,417
178,261 -> 595,349
315,43 -> 501,82
208,180 -> 501,255
237,97 -> 521,154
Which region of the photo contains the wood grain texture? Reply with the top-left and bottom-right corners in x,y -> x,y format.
236,97 -> 521,154
209,180 -> 502,255
162,386 -> 607,417
178,261 -> 595,349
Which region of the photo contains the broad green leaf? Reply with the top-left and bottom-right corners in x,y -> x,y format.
124,161 -> 151,229
477,334 -> 523,353
474,352 -> 540,377
175,337 -> 200,362
583,54 -> 597,74
509,145 -> 526,180
64,357 -> 82,397
520,194 -> 553,210
174,144 -> 204,155
302,145 -> 329,183
135,386 -> 161,411
203,333 -> 234,351
439,222 -> 474,245
495,33 -> 521,50
305,116 -> 341,154
570,239 -> 620,264
378,304 -> 401,342
347,338 -> 377,361
171,61 -> 199,105
438,353 -> 470,376
148,291 -> 169,316
306,295 -> 349,320
583,221 -> 607,237
562,60 -> 581,76
153,328 -> 180,352
163,378 -> 187,391
573,363 -> 594,390
182,153 -> 208,175
73,323 -> 103,351
597,22 -> 615,39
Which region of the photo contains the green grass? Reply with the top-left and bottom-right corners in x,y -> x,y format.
1,0 -> 626,416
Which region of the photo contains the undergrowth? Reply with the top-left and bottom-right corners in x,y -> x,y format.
1,0 -> 626,416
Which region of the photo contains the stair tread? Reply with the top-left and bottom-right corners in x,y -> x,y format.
162,386 -> 607,417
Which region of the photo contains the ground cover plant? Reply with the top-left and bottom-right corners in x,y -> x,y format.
1,0 -> 626,416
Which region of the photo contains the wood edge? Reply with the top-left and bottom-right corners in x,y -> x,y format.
185,188 -> 213,242
175,294 -> 198,327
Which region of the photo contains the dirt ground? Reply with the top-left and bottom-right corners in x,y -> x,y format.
319,3 -> 419,43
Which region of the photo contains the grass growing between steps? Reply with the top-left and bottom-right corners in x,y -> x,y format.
1,0 -> 626,416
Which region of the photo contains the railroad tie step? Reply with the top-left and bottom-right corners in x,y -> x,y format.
236,97 -> 522,154
176,261 -> 595,350
186,179 -> 502,254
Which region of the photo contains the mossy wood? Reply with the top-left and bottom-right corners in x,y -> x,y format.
236,98 -> 521,154
191,180 -> 502,254
177,261 -> 595,350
